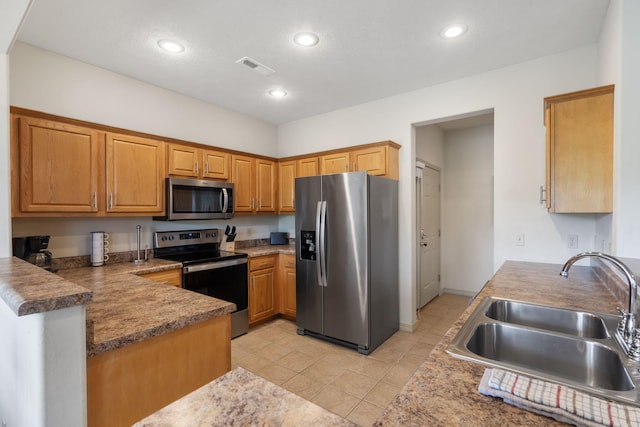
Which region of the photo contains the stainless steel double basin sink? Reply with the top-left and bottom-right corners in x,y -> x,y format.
447,297 -> 640,406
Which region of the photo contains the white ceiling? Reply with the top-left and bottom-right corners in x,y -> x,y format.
16,0 -> 610,125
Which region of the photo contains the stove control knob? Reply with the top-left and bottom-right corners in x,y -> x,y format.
168,235 -> 174,241
161,236 -> 167,241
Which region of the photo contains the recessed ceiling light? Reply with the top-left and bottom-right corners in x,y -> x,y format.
268,89 -> 287,98
157,39 -> 185,53
293,32 -> 319,47
440,24 -> 468,39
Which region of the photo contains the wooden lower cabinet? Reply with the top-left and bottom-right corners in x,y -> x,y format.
248,254 -> 296,326
87,314 -> 230,427
248,255 -> 277,324
138,268 -> 182,287
279,254 -> 296,319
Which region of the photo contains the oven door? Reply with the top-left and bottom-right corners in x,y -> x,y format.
182,258 -> 248,338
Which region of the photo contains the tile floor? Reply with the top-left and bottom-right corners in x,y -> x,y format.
231,293 -> 470,426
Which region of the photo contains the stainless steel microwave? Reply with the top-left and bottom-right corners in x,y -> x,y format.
154,177 -> 234,221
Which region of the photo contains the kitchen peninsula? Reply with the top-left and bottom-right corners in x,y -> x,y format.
0,256 -> 236,427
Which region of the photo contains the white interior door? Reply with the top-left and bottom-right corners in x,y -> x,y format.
417,163 -> 440,309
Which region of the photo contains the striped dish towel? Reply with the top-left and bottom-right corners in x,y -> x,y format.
478,369 -> 640,427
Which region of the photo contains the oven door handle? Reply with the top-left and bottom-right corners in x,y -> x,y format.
183,257 -> 247,274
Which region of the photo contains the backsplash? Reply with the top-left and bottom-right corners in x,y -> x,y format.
53,238 -> 294,270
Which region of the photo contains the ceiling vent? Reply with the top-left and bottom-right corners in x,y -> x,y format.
235,56 -> 276,76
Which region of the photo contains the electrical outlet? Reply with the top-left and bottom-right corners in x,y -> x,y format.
514,233 -> 525,246
568,234 -> 579,249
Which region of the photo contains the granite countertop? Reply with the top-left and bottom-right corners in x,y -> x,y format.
237,243 -> 295,258
0,257 -> 92,316
134,367 -> 356,427
374,260 -> 621,426
57,259 -> 236,357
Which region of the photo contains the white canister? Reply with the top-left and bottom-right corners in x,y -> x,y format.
91,231 -> 110,266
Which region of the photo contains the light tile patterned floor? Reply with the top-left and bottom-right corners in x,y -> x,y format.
231,293 -> 470,426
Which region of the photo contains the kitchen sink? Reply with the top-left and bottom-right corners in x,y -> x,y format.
467,323 -> 633,391
447,296 -> 640,406
485,299 -> 609,338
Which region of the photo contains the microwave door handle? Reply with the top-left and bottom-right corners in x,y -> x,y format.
221,188 -> 229,213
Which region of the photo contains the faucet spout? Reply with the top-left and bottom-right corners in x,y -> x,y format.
560,252 -> 638,350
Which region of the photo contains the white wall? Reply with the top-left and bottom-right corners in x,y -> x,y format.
279,46 -> 600,329
441,125 -> 494,295
0,55 -> 10,258
415,125 -> 444,167
0,299 -> 87,427
9,42 -> 282,257
612,0 -> 640,257
13,215 -> 281,258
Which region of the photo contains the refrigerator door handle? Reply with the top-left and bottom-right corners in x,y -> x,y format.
315,201 -> 324,287
319,201 -> 328,287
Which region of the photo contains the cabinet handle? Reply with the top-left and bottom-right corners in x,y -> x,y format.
251,198 -> 255,209
252,277 -> 255,289
259,199 -> 262,209
205,162 -> 209,174
109,193 -> 113,210
539,185 -> 547,205
92,192 -> 97,209
195,161 -> 199,175
353,162 -> 356,171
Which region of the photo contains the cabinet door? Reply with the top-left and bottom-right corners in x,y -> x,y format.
278,161 -> 296,213
231,154 -> 255,212
18,117 -> 100,213
545,85 -> 613,213
320,152 -> 350,175
255,159 -> 277,212
167,143 -> 199,178
202,149 -> 230,180
106,133 -> 165,213
351,146 -> 387,176
280,254 -> 296,318
249,267 -> 276,323
297,157 -> 319,177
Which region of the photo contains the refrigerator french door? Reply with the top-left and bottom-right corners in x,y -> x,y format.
295,171 -> 398,355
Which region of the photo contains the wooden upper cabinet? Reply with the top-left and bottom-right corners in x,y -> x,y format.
296,157 -> 318,178
351,144 -> 399,180
232,154 -> 277,214
106,133 -> 165,214
231,154 -> 255,212
202,149 -> 229,180
255,159 -> 277,212
17,117 -> 100,213
278,161 -> 296,213
544,85 -> 614,213
167,143 -> 229,180
320,151 -> 350,175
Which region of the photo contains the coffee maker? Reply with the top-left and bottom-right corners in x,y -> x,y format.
13,235 -> 53,270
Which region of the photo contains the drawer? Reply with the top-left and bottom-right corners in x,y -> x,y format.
138,268 -> 182,287
249,255 -> 277,271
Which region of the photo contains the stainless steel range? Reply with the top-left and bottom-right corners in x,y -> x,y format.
153,228 -> 248,339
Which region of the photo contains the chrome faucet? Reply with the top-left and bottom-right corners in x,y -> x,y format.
560,252 -> 639,358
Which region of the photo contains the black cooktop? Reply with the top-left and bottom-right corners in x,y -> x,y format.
153,229 -> 247,266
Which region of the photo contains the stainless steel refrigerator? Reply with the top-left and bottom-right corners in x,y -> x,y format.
295,171 -> 399,355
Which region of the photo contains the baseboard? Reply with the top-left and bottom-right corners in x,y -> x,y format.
399,321 -> 416,333
441,288 -> 477,298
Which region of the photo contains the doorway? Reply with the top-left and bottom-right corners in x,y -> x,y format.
416,161 -> 440,309
414,110 -> 494,301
